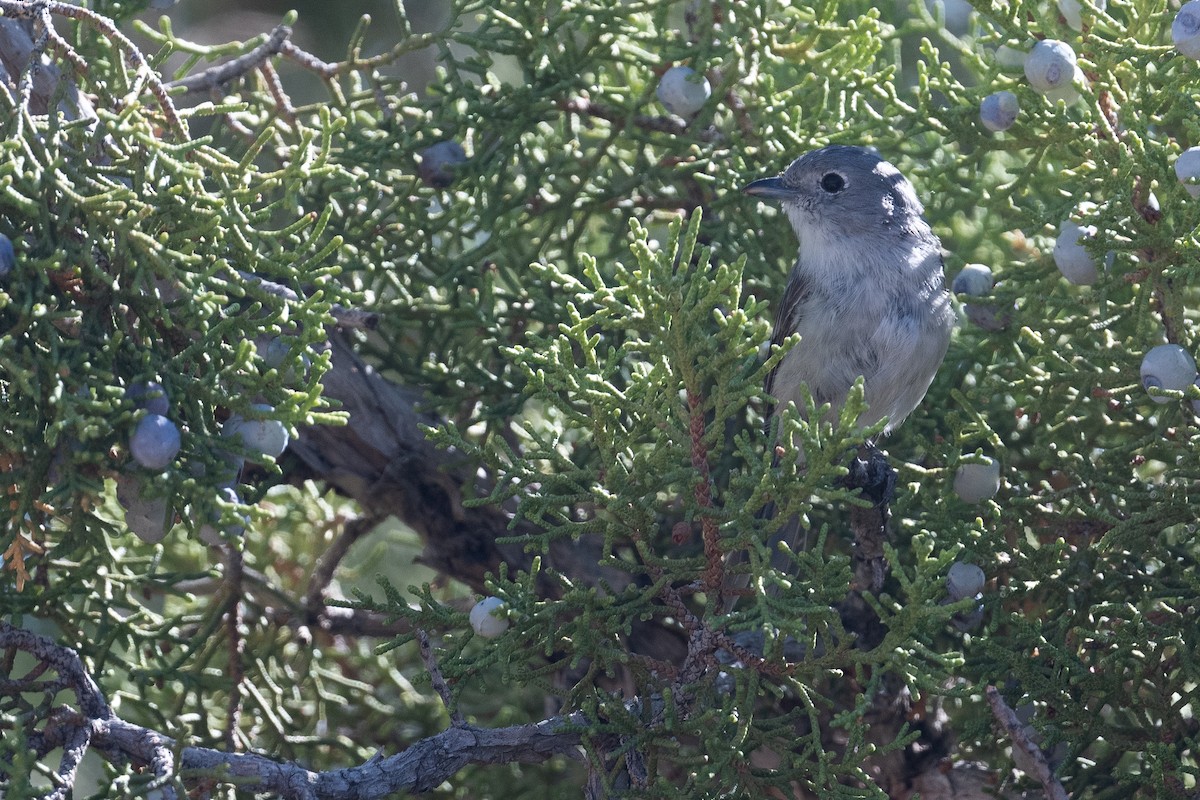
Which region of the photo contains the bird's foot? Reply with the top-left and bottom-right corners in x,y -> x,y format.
843,445 -> 896,508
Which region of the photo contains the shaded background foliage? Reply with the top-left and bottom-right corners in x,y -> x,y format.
1,0 -> 1199,797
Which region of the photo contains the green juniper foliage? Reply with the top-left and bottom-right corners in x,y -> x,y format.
0,41 -> 345,549
1,0 -> 1199,797
412,213 -> 888,793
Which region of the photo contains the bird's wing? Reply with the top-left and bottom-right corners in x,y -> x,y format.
762,264 -> 810,416
724,265 -> 811,614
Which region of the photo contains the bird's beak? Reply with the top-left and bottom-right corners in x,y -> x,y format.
742,176 -> 796,201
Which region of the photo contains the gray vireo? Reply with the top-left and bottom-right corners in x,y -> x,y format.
726,145 -> 954,609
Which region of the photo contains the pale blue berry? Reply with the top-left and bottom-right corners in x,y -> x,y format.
1175,147 -> 1200,198
965,303 -> 1013,333
1053,210 -> 1112,286
947,561 -> 986,601
130,414 -> 181,471
1042,67 -> 1084,104
1054,219 -> 1096,284
262,338 -> 290,369
1174,1 -> 1200,59
951,604 -> 985,632
470,597 -> 510,638
418,141 -> 467,188
127,381 -> 170,416
979,91 -> 1018,132
198,486 -> 247,546
952,264 -> 993,297
262,337 -> 311,381
222,403 -> 289,461
1140,344 -> 1198,404
1024,40 -> 1077,94
954,264 -> 1011,331
1058,0 -> 1106,31
115,473 -> 171,544
0,233 -> 14,281
656,66 -> 711,116
994,45 -> 1026,69
953,457 -> 1000,503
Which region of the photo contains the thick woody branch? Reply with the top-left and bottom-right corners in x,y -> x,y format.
288,332 -> 537,594
2,619 -> 588,800
87,714 -> 587,799
0,623 -> 112,721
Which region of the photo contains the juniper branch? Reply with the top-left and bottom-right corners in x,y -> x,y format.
164,24 -> 292,95
416,630 -> 465,727
0,0 -> 188,137
34,2 -> 83,75
235,269 -> 379,330
985,685 -> 1069,800
560,96 -> 704,139
2,620 -> 595,799
303,512 -> 384,615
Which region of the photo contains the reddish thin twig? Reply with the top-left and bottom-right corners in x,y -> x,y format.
279,39 -> 338,78
36,4 -> 86,75
259,59 -> 295,125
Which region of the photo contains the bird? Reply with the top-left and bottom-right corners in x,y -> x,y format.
725,144 -> 954,609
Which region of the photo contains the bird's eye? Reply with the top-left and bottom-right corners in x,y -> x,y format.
820,172 -> 846,194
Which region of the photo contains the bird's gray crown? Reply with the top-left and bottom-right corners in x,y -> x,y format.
745,144 -> 927,233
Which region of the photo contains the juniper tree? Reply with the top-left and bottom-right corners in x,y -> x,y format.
1,0 -> 1198,798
